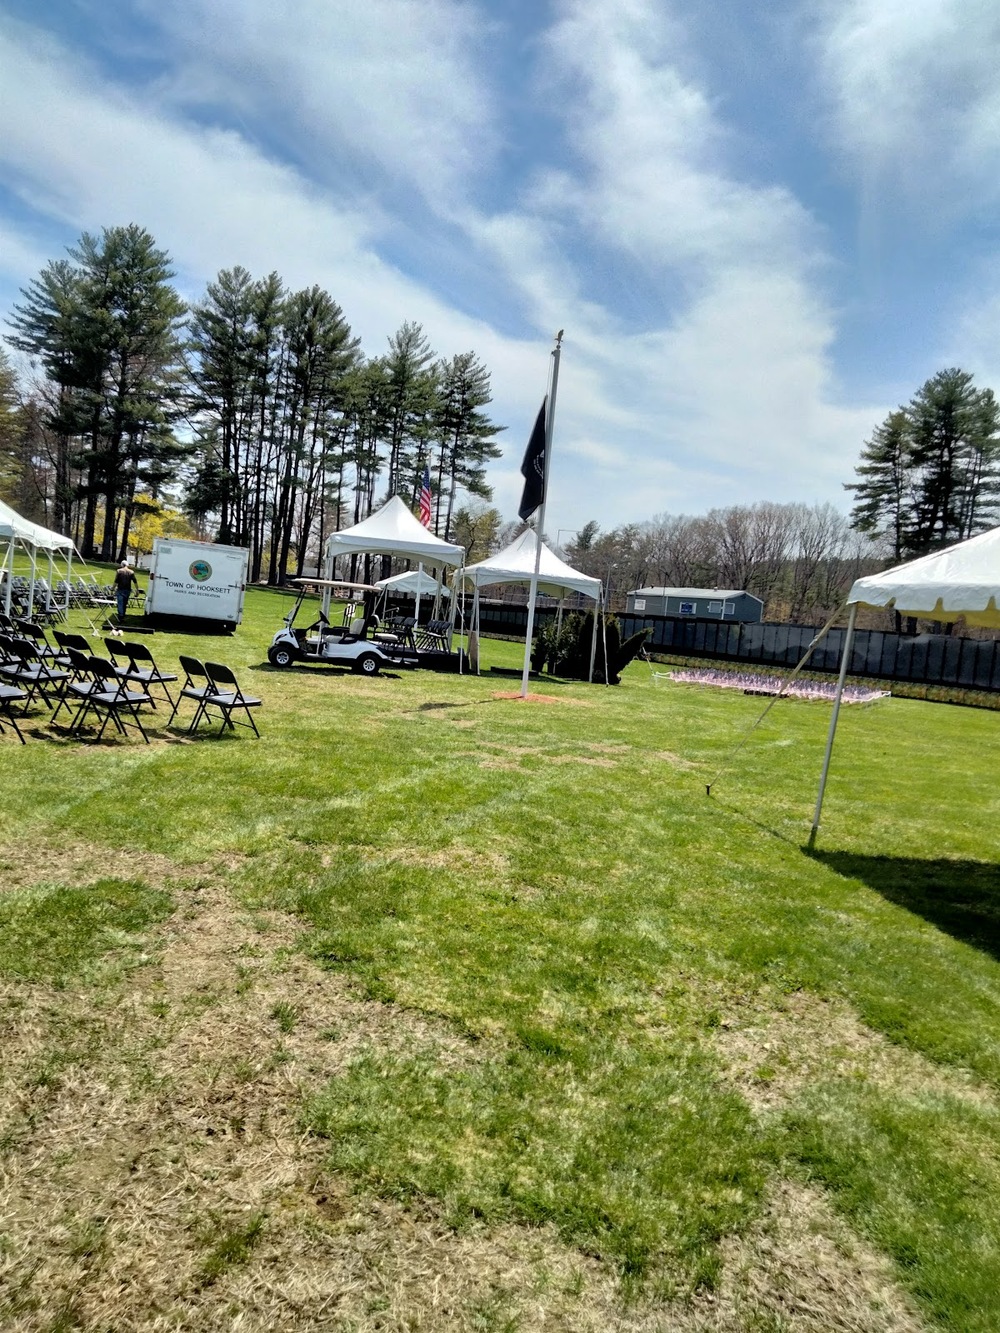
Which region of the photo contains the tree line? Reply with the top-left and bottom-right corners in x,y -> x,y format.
559,367 -> 1000,625
1,224 -> 504,582
4,236 -> 997,628
557,502 -> 882,620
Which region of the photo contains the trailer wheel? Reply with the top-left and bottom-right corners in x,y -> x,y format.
355,652 -> 381,676
268,645 -> 295,668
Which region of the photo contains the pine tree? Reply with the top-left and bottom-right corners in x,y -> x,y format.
0,347 -> 20,505
845,409 -> 912,559
8,225 -> 186,558
846,369 -> 1000,560
432,351 -> 504,539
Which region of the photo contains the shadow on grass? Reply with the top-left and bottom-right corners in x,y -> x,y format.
810,850 -> 1000,962
703,794 -> 804,848
247,662 -> 405,680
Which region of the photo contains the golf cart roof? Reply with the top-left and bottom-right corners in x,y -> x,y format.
292,578 -> 381,593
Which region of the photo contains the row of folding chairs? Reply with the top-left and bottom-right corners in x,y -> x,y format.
414,618 -> 452,650
0,576 -> 65,622
0,632 -> 260,743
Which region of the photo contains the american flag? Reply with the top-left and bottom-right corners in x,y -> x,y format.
418,465 -> 432,528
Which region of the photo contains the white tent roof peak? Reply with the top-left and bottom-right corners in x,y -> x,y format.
324,495 -> 464,568
461,527 -> 601,600
847,525 -> 1000,627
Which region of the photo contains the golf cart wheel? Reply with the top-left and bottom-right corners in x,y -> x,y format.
268,644 -> 296,668
355,652 -> 381,676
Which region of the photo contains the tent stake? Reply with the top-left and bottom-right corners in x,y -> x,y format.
808,603 -> 857,849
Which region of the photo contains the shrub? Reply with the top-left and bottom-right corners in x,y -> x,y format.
533,611 -> 651,684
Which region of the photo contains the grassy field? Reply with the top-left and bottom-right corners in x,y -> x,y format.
1,577 -> 999,1331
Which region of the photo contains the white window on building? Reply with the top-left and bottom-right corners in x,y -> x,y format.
633,598 -> 646,611
707,599 -> 737,615
678,601 -> 696,615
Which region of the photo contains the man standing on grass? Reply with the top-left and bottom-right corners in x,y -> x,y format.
114,560 -> 139,621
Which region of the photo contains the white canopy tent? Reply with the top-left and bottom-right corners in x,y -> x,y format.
0,499 -> 76,618
323,495 -> 465,644
376,569 -> 451,599
324,496 -> 465,569
811,526 -> 1000,843
459,528 -> 604,678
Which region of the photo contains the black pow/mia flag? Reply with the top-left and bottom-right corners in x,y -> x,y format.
518,398 -> 547,521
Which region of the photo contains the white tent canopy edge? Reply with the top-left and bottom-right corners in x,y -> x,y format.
458,527 -> 604,680
0,498 -> 76,617
321,495 -> 465,653
810,525 -> 1000,845
375,569 -> 452,598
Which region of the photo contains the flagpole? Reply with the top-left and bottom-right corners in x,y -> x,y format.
520,331 -> 563,699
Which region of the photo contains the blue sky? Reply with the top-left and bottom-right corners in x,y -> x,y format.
1,0 -> 999,536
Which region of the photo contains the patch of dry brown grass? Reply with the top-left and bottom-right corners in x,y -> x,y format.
0,852 -> 934,1331
703,1179 -> 928,1332
654,750 -> 701,770
713,987 -> 993,1113
0,837 -> 187,895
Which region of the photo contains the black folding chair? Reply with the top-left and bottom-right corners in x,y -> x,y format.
166,655 -> 214,730
0,636 -> 68,711
51,646 -> 103,725
69,655 -> 153,742
54,629 -> 92,655
13,619 -> 63,662
0,681 -> 27,742
103,637 -> 134,675
200,662 -> 262,737
0,634 -> 19,679
117,640 -> 177,710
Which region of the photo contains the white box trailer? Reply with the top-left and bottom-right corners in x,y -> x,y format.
145,538 -> 249,631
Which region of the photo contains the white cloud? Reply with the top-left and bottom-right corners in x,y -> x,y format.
0,19 -> 532,363
542,0 -> 821,275
816,0 -> 1000,210
136,0 -> 497,207
457,0 -> 880,524
0,7 -> 889,535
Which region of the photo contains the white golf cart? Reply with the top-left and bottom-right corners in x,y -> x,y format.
267,579 -> 411,675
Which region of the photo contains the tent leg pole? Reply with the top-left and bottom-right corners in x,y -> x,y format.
808,604 -> 857,850
588,591 -> 601,683
2,538 -> 11,615
474,587 -> 480,675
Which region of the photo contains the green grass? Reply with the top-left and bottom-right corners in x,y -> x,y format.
195,1211 -> 267,1287
3,581 -> 1000,1325
0,878 -> 173,985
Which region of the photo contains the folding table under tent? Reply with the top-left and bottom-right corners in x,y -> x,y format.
323,495 -> 465,645
458,527 -> 604,678
0,499 -> 76,619
811,525 -> 1000,843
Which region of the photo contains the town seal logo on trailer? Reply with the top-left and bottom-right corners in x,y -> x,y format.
189,559 -> 212,582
